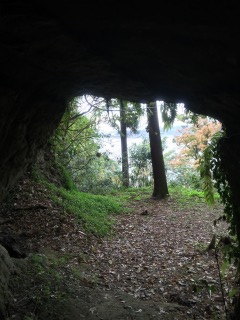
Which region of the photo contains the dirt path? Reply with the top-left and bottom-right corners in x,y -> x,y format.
81,196 -> 233,319
0,178 -> 236,319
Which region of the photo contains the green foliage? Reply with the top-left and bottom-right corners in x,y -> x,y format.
128,137 -> 179,188
56,162 -> 76,191
220,257 -> 230,278
167,164 -> 202,190
170,115 -> 222,198
128,136 -> 203,190
198,145 -> 215,205
218,235 -> 240,265
179,109 -> 202,125
52,104 -> 99,170
199,128 -> 240,276
195,127 -> 240,315
200,131 -> 233,223
51,98 -> 123,193
228,288 -> 239,299
107,99 -> 143,134
121,100 -> 143,133
75,152 -> 122,194
31,155 -> 77,191
160,102 -> 177,130
211,150 -> 234,233
129,138 -> 152,187
172,116 -> 222,166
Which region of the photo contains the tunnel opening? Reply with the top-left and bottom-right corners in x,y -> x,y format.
0,94 -> 237,319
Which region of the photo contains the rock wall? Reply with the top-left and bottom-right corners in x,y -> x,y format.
0,245 -> 16,319
0,87 -> 66,201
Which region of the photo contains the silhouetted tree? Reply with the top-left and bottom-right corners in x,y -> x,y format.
147,102 -> 168,199
120,100 -> 129,187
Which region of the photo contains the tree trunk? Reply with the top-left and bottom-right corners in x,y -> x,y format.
120,100 -> 129,187
147,102 -> 169,199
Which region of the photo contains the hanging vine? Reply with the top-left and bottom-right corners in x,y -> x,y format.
199,129 -> 240,263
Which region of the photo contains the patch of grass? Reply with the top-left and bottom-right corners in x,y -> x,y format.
110,186 -> 152,201
170,185 -> 205,198
32,165 -> 126,236
169,185 -> 220,209
44,182 -> 125,236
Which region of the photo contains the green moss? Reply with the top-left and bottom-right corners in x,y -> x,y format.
56,163 -> 76,191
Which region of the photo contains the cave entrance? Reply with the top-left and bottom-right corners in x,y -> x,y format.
2,95 -> 230,319
45,94 -> 233,318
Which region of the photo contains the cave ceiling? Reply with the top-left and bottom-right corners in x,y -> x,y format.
1,2 -> 239,126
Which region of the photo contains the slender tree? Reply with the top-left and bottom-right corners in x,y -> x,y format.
106,98 -> 142,187
79,95 -> 143,187
147,102 -> 169,199
119,100 -> 130,187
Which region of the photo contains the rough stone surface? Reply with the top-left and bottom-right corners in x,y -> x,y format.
0,245 -> 16,319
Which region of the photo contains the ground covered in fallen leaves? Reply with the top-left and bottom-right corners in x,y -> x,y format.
0,176 -> 237,320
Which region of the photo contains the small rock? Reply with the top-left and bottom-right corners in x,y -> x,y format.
140,210 -> 149,215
